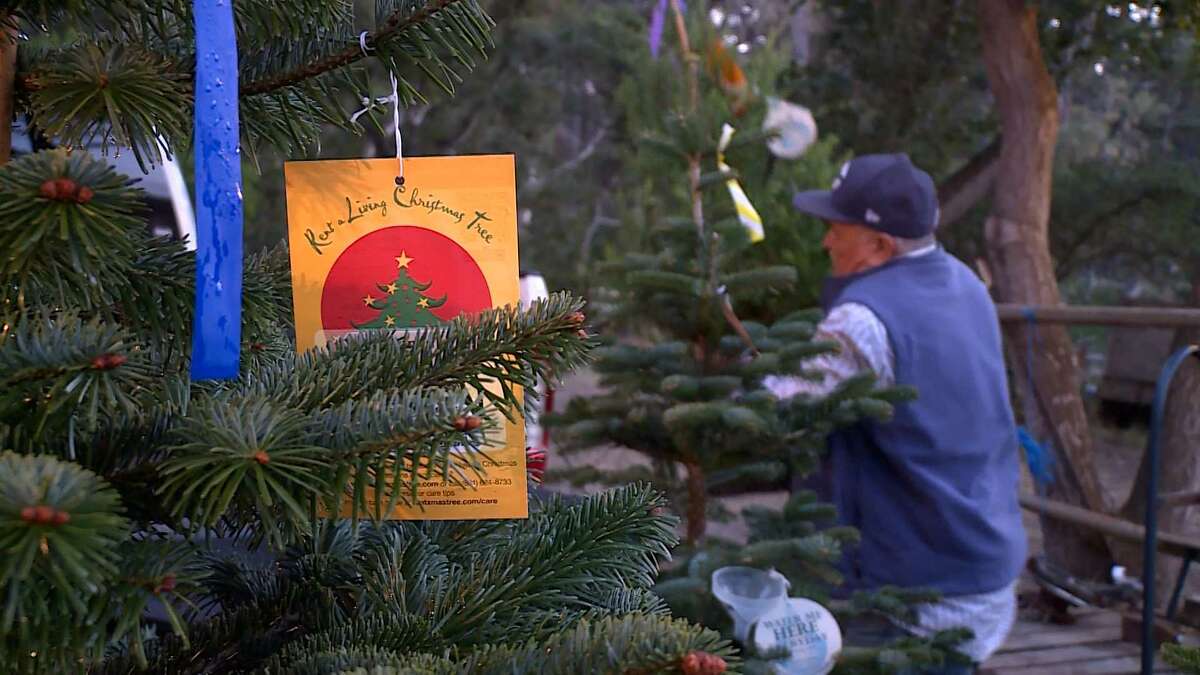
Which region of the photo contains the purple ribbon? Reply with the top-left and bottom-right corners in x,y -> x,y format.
190,0 -> 245,380
648,0 -> 686,58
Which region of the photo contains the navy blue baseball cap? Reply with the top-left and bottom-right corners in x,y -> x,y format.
792,153 -> 939,238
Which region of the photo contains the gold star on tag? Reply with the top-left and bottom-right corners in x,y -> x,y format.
362,294 -> 375,306
418,297 -> 430,308
385,283 -> 397,294
384,316 -> 395,327
394,251 -> 414,268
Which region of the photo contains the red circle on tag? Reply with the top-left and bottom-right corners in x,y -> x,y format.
321,225 -> 492,330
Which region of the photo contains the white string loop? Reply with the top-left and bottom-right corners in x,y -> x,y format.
349,31 -> 404,182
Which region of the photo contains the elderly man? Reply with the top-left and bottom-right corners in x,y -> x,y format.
765,153 -> 1026,672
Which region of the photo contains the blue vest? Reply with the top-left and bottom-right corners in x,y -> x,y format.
822,249 -> 1026,596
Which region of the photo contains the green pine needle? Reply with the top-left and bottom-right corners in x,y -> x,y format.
0,452 -> 128,635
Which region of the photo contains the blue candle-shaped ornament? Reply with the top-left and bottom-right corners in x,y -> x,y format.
190,0 -> 244,380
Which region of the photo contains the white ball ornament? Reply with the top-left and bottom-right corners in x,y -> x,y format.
751,597 -> 842,675
762,97 -> 818,159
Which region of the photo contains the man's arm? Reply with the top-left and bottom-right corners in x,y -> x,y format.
763,303 -> 894,399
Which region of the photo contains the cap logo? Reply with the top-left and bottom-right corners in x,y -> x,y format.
864,208 -> 881,224
831,161 -> 851,190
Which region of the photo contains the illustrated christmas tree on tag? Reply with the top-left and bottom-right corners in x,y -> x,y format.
353,252 -> 448,329
284,155 -> 525,520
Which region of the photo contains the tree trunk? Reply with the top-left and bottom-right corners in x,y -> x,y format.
684,461 -> 706,544
1115,259 -> 1200,605
977,0 -> 1111,580
0,19 -> 17,166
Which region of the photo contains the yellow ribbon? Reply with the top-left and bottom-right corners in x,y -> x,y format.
716,123 -> 764,243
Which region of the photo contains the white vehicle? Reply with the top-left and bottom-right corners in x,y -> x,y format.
11,120 -> 196,248
519,271 -> 550,450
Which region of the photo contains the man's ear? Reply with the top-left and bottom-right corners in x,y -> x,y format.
875,233 -> 898,258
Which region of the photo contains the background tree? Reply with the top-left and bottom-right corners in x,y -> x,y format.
551,0 -> 853,543
976,0 -> 1112,580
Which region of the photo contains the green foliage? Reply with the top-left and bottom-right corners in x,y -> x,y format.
546,2 -> 915,548
9,0 -> 495,169
81,486 -> 732,674
28,43 -> 191,171
834,628 -> 975,675
789,0 -> 1200,301
0,452 -> 128,629
1163,642 -> 1200,673
283,613 -> 735,675
0,150 -> 147,302
791,0 -> 991,180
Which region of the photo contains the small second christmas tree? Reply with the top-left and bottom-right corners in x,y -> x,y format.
550,5 -> 972,672
354,252 -> 449,329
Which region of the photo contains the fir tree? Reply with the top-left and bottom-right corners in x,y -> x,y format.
549,0 -> 883,547
0,3 -> 736,673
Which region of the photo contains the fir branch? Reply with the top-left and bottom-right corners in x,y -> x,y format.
243,293 -> 591,420
0,149 -> 148,311
26,42 -> 190,172
308,388 -> 495,520
334,613 -> 737,675
99,539 -> 205,668
0,313 -> 154,451
239,0 -> 489,97
157,399 -> 330,548
0,452 -> 129,664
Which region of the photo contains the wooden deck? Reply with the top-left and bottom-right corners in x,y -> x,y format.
981,608 -> 1180,675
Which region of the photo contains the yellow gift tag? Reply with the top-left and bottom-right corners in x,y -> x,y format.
284,155 -> 527,520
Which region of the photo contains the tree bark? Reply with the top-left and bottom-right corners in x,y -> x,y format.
1115,259 -> 1200,605
977,0 -> 1111,580
684,461 -> 706,544
0,19 -> 17,166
